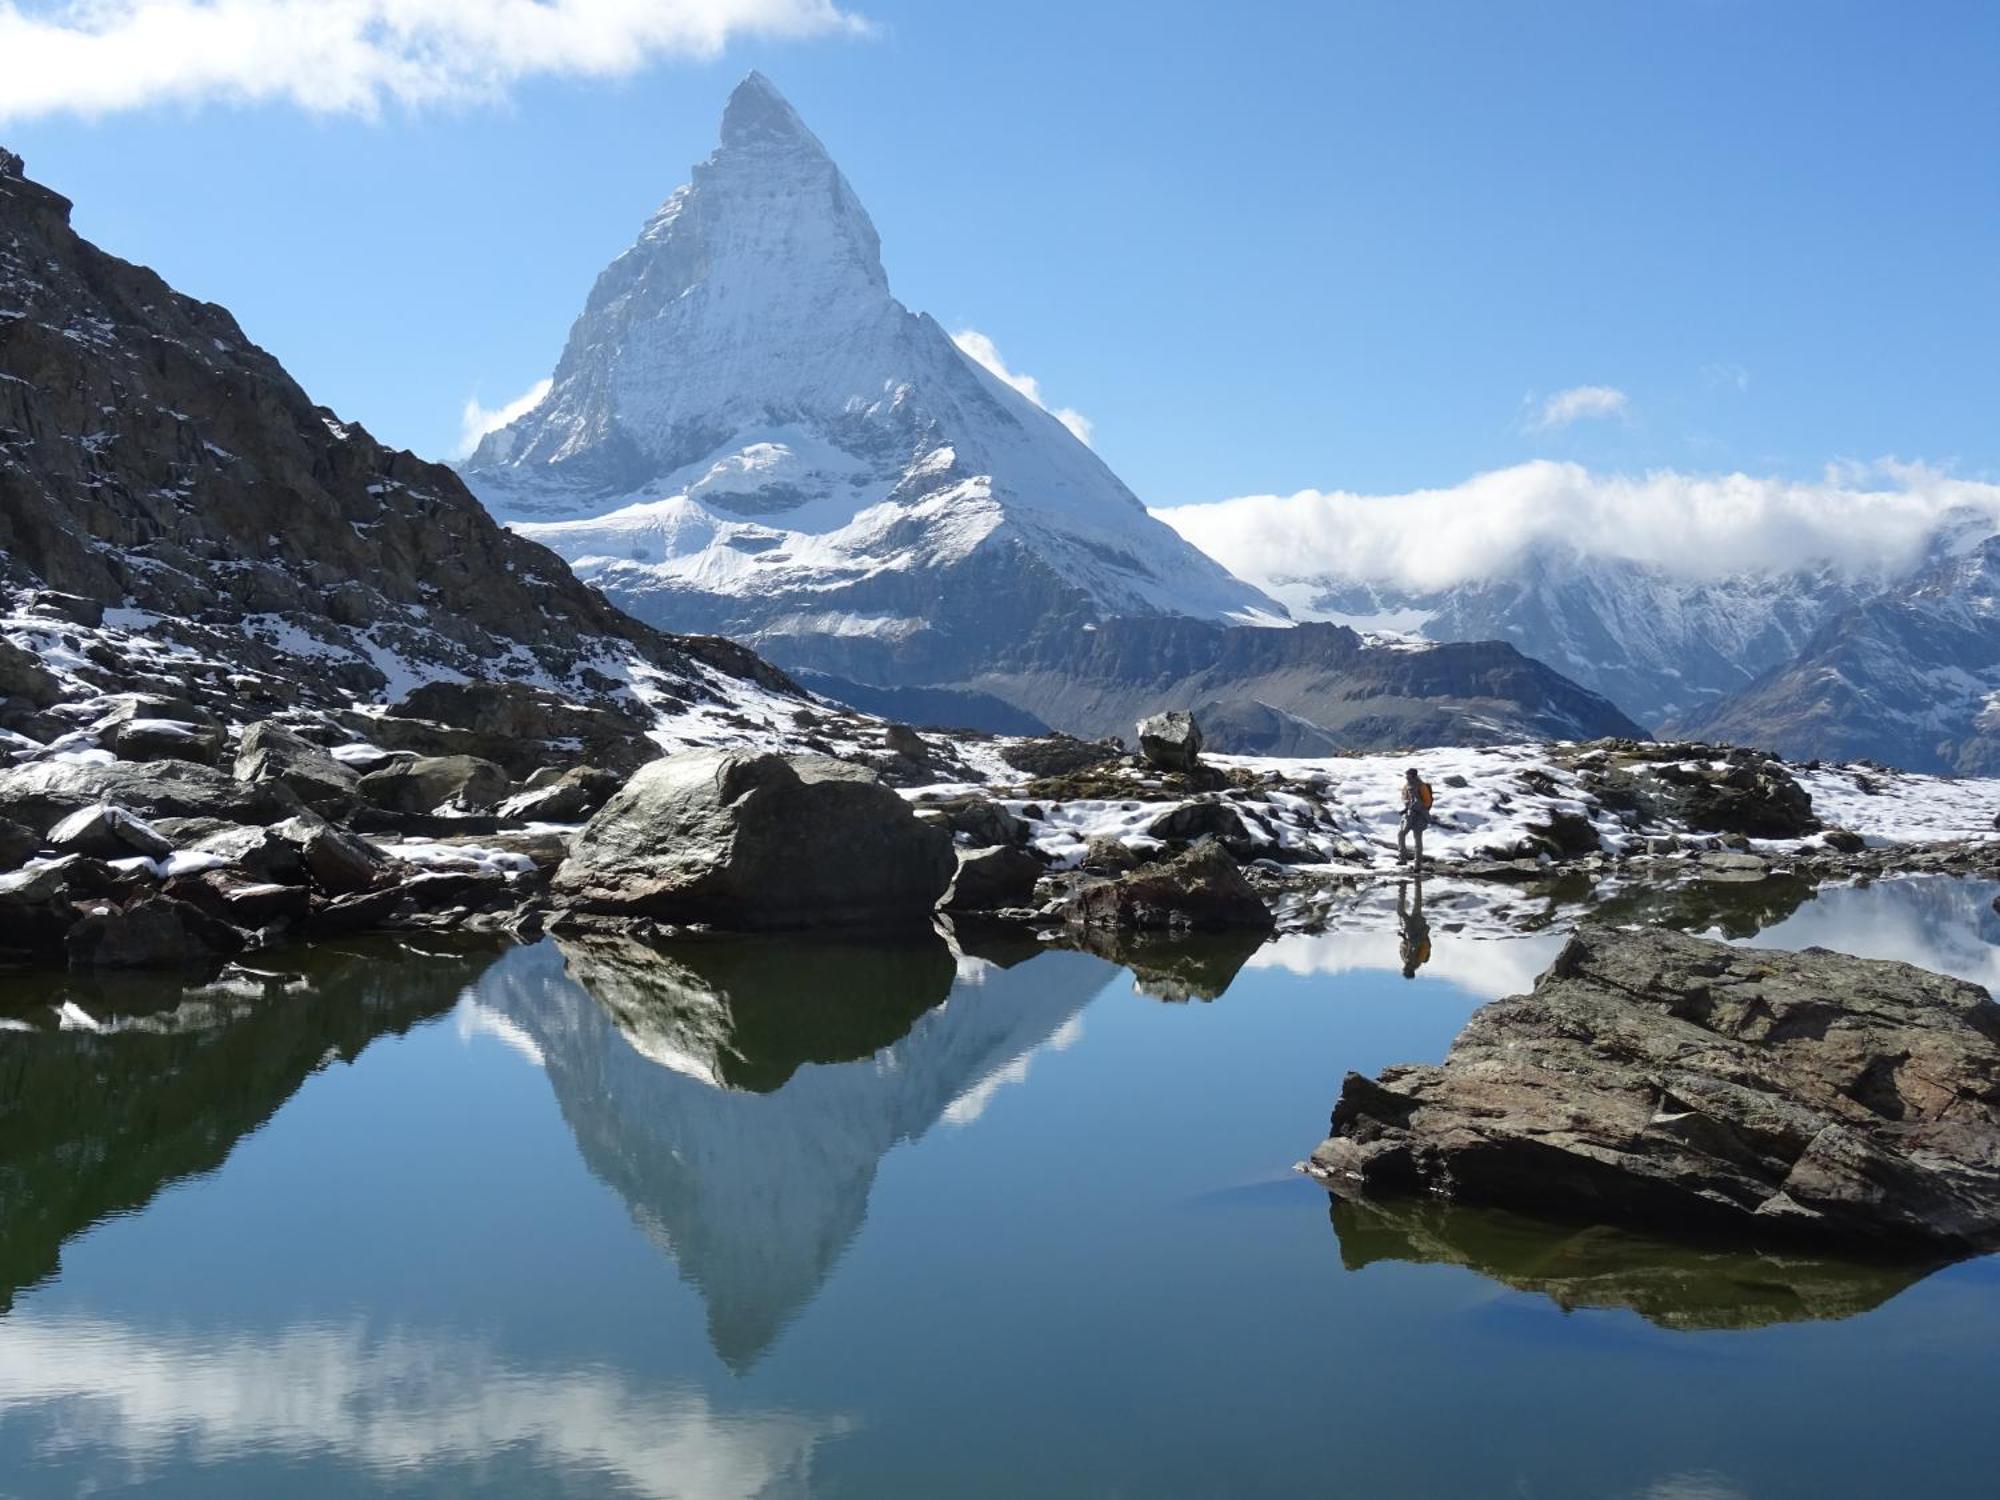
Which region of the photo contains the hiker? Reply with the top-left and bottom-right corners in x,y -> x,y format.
1397,877 -> 1432,979
1397,766 -> 1433,869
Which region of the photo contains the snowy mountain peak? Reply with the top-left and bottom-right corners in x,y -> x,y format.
719,70 -> 823,152
461,74 -> 1282,688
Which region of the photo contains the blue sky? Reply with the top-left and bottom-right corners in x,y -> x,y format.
3,0 -> 1995,507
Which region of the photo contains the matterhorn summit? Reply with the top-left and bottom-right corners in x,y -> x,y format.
463,73 -> 1284,692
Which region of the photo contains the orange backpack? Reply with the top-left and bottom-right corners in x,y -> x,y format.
1417,779 -> 1434,811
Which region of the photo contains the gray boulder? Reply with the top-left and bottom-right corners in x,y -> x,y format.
0,759 -> 301,834
496,765 -> 624,822
47,803 -> 174,860
551,749 -> 955,930
1065,841 -> 1273,933
357,754 -> 509,816
1311,926 -> 2000,1252
1137,711 -> 1203,772
235,721 -> 361,816
0,817 -> 38,868
940,844 -> 1043,912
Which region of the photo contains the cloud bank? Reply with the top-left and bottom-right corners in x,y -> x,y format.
1533,384 -> 1629,431
0,0 -> 865,123
1156,459 -> 2000,596
952,329 -> 1094,445
457,377 -> 552,458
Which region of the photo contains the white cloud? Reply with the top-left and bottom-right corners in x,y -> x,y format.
1533,384 -> 1630,431
951,328 -> 1094,445
1155,458 -> 2000,595
0,0 -> 866,124
457,377 -> 551,458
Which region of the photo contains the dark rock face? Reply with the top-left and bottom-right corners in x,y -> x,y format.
1065,842 -> 1274,933
0,759 -> 300,834
0,153 -> 803,738
1311,926 -> 2000,1252
998,734 -> 1122,777
389,682 -> 657,776
1137,710 -> 1203,771
917,796 -> 1029,849
65,894 -> 243,968
234,721 -> 361,817
940,844 -> 1043,912
551,750 -> 955,930
1145,798 -> 1272,861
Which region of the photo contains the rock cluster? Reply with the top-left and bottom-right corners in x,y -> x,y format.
1311,926 -> 2000,1252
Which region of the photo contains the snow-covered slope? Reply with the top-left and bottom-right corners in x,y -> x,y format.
463,73 -> 1282,688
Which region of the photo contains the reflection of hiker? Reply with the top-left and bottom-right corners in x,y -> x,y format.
1397,766 -> 1433,869
1397,877 -> 1432,979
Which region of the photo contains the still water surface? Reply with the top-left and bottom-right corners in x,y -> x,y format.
2,877 -> 1997,1497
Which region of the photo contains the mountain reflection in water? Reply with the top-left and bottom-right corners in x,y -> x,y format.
471,930 -> 1115,1369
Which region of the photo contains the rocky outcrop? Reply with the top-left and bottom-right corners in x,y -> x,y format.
1137,710 -> 1202,771
356,754 -> 510,817
1311,926 -> 2000,1252
1064,841 -> 1274,933
551,750 -> 955,930
234,721 -> 361,817
0,759 -> 301,833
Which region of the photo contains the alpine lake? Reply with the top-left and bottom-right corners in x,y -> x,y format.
2,873 -> 1997,1499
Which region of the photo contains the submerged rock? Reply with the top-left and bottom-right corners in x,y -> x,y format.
1137,710 -> 1203,772
1311,926 -> 2000,1252
65,893 -> 243,969
1065,841 -> 1273,933
551,749 -> 955,930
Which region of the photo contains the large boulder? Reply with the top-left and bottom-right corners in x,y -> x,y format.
1311,926 -> 2000,1252
1137,711 -> 1203,772
46,803 -> 174,860
496,765 -> 625,823
551,749 -> 955,930
0,759 -> 301,834
940,845 -> 1043,912
356,754 -> 509,816
1064,841 -> 1273,933
234,721 -> 361,817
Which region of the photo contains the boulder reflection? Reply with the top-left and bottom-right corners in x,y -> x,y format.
1327,1195 -> 1940,1330
473,932 -> 1115,1369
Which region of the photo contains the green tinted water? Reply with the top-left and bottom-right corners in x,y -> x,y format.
1,877 -> 1996,1498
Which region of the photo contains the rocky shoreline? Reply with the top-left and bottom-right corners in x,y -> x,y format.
4,696 -> 2000,970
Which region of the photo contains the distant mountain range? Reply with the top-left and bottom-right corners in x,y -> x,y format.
457,75 -> 1641,751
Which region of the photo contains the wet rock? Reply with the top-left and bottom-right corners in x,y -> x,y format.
1822,827 -> 1867,854
999,734 -> 1122,778
1137,710 -> 1203,772
1065,927 -> 1265,1001
940,845 -> 1043,912
1065,841 -> 1274,933
0,857 -> 138,957
552,749 -> 955,930
1525,809 -> 1601,858
357,754 -> 509,816
0,639 -> 61,708
234,721 -> 361,817
1311,926 -> 2000,1252
65,894 -> 243,969
496,766 -> 622,823
0,759 -> 301,834
46,803 -> 174,860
